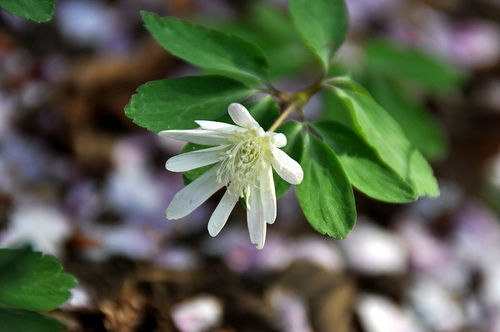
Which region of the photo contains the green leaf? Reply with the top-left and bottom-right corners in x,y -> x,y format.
365,39 -> 466,92
313,121 -> 417,203
274,121 -> 303,198
0,307 -> 63,332
125,75 -> 256,132
209,2 -> 319,78
141,11 -> 269,83
0,248 -> 77,311
323,88 -> 357,129
182,97 -> 280,184
365,74 -> 448,160
1,0 -> 55,23
289,0 -> 348,71
329,79 -> 439,197
296,133 -> 356,238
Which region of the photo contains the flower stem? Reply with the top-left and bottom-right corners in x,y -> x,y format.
268,102 -> 298,132
267,80 -> 324,132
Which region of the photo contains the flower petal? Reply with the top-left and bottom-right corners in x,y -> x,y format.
207,188 -> 239,237
159,129 -> 233,145
196,121 -> 248,137
259,167 -> 277,224
166,145 -> 229,172
195,120 -> 240,132
228,103 -> 260,129
267,132 -> 287,148
271,146 -> 304,185
247,189 -> 266,249
166,166 -> 224,220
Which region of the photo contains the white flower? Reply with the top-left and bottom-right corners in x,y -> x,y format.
159,103 -> 304,249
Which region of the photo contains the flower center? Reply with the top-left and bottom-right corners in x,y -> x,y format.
216,130 -> 271,198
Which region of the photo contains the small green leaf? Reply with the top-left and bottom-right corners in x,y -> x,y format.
125,75 -> 256,132
289,0 -> 348,71
329,79 -> 439,197
296,133 -> 356,238
365,74 -> 448,160
313,121 -> 417,203
365,39 -> 466,91
182,97 -> 280,184
1,0 -> 56,22
0,307 -> 63,332
0,248 -> 77,311
141,11 -> 269,82
274,121 -> 303,198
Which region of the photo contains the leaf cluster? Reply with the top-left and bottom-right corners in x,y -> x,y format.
328,39 -> 466,161
125,0 -> 461,239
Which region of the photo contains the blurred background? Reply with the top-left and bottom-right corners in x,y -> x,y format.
1,0 -> 500,331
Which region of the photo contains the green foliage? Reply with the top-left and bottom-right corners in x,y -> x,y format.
323,88 -> 357,128
365,39 -> 466,92
296,133 -> 356,238
141,12 -> 269,83
0,0 -> 56,22
0,248 -> 77,311
289,0 -> 348,71
357,39 -> 466,161
126,1 -> 455,243
328,79 -> 440,197
125,76 -> 256,131
210,2 -> 319,78
0,307 -> 62,332
313,121 -> 417,203
364,74 -> 448,160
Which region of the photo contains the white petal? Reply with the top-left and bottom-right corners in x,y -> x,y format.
228,103 -> 260,129
267,132 -> 287,148
271,146 -> 304,185
195,120 -> 239,131
165,145 -> 229,172
207,188 -> 239,237
166,166 -> 224,220
247,189 -> 266,249
159,129 -> 232,145
259,167 -> 277,224
196,121 -> 247,136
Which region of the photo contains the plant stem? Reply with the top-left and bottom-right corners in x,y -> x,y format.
267,80 -> 324,132
268,101 -> 298,132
